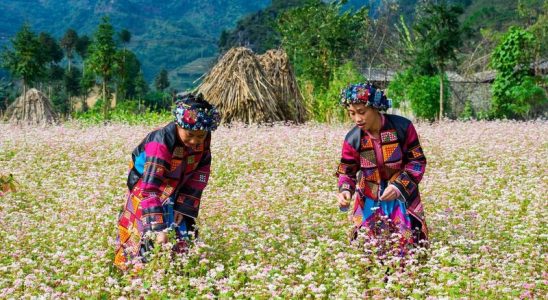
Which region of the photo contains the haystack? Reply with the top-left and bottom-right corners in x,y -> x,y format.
5,88 -> 58,125
197,47 -> 282,123
258,49 -> 307,123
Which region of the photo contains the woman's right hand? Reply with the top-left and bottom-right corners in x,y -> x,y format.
336,190 -> 352,209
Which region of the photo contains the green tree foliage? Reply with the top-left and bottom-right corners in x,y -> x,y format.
490,26 -> 547,119
507,76 -> 547,118
134,71 -> 149,111
39,32 -> 63,66
116,49 -> 142,100
154,69 -> 170,92
38,32 -> 64,95
519,0 -> 547,66
75,35 -> 91,61
310,61 -> 366,123
80,67 -> 96,112
388,69 -> 450,121
1,23 -> 45,95
118,29 -> 131,45
76,34 -> 91,81
278,0 -> 368,90
60,28 -> 78,72
64,67 -> 82,114
38,32 -> 65,109
517,0 -> 546,26
152,68 -> 171,112
86,16 -> 118,120
459,99 -> 475,120
353,0 -> 403,72
218,0 -> 307,54
0,78 -> 15,112
144,91 -> 172,111
461,0 -> 517,33
413,0 -> 463,120
135,71 -> 149,98
116,29 -> 133,102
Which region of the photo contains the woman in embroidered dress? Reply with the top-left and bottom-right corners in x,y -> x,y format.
335,83 -> 428,253
114,92 -> 220,270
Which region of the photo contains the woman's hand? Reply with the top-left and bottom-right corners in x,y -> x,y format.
380,185 -> 400,201
155,231 -> 168,244
337,190 -> 352,209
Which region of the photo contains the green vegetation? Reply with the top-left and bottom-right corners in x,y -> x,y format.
278,0 -> 368,91
307,62 -> 366,122
154,69 -> 170,92
0,0 -> 546,122
86,16 -> 118,120
389,70 -> 450,121
490,26 -> 547,119
1,23 -> 45,99
0,0 -> 271,89
75,99 -> 171,126
412,1 -> 463,120
219,0 -> 309,54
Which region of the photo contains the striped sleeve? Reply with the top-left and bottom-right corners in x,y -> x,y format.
390,123 -> 426,201
336,140 -> 360,194
175,146 -> 211,219
138,141 -> 171,232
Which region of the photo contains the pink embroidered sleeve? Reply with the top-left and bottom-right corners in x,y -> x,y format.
139,141 -> 172,232
390,123 -> 427,201
336,140 -> 360,194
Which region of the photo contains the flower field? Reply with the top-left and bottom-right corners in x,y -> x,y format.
0,120 -> 546,299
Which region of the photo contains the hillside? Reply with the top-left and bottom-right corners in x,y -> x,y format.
0,0 -> 270,89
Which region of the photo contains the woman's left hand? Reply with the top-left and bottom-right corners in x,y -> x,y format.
380,185 -> 399,201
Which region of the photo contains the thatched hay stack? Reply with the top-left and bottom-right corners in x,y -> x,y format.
258,49 -> 307,123
197,47 -> 282,123
5,88 -> 58,125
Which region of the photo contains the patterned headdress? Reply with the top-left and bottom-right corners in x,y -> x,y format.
339,82 -> 391,111
173,92 -> 220,131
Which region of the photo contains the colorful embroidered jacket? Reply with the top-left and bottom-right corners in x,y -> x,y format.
127,122 -> 211,233
336,114 -> 428,239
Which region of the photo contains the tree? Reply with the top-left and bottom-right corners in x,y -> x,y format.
278,0 -> 368,90
118,29 -> 131,45
75,35 -> 91,59
154,69 -> 170,92
0,78 -> 15,114
1,23 -> 45,114
86,16 -> 118,120
517,0 -> 547,27
389,69 -> 449,121
75,34 -> 91,67
519,0 -> 548,76
353,0 -> 403,74
116,29 -> 133,101
490,26 -> 546,119
39,32 -> 63,66
135,71 -> 149,98
116,49 -> 141,100
217,0 -> 308,54
413,0 -> 464,120
80,68 -> 96,112
134,71 -> 149,111
38,32 -> 64,102
60,28 -> 78,72
64,67 -> 82,115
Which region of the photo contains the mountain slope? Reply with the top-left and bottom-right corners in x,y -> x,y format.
0,0 -> 270,89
